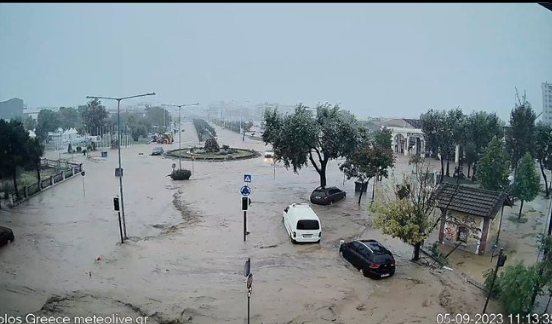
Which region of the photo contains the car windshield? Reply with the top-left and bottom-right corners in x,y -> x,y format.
313,189 -> 327,195
296,220 -> 319,230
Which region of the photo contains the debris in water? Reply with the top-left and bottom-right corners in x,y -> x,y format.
443,266 -> 454,271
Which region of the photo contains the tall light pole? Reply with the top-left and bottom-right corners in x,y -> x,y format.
163,103 -> 199,170
86,92 -> 156,239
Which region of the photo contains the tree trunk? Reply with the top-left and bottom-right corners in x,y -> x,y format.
440,158 -> 445,183
319,160 -> 328,188
412,243 -> 422,261
467,163 -> 471,178
358,181 -> 368,204
518,200 -> 524,219
12,168 -> 19,198
540,161 -> 550,198
36,167 -> 41,184
446,159 -> 450,177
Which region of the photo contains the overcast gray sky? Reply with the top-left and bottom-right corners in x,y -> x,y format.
0,3 -> 551,121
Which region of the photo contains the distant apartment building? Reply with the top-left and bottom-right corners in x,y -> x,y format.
0,98 -> 24,120
543,82 -> 552,125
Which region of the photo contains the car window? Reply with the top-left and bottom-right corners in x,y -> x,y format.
296,220 -> 319,230
373,254 -> 394,264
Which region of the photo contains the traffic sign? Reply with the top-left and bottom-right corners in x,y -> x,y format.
244,174 -> 252,183
240,185 -> 251,196
172,163 -> 176,169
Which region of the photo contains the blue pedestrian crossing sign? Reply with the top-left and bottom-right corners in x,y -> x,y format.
240,185 -> 252,196
244,174 -> 252,183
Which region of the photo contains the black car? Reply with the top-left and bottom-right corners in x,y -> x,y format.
310,186 -> 346,205
151,147 -> 164,156
0,226 -> 15,247
339,239 -> 395,279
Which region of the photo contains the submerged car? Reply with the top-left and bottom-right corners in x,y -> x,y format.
339,239 -> 396,279
151,147 -> 164,156
0,226 -> 15,247
310,186 -> 346,205
283,203 -> 321,243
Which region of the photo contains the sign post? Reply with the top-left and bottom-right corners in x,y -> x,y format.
483,248 -> 507,313
113,196 -> 124,244
244,258 -> 253,324
241,174 -> 253,242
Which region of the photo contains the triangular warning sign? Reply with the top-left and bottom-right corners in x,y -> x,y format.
244,175 -> 252,182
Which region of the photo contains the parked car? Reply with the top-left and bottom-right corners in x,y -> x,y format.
310,186 -> 346,205
0,226 -> 15,247
283,203 -> 322,243
264,151 -> 274,159
339,239 -> 395,279
151,147 -> 164,156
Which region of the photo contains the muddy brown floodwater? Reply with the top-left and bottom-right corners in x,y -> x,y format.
0,121 -> 501,323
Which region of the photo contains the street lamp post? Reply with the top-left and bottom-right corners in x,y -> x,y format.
86,92 -> 156,240
164,103 -> 199,170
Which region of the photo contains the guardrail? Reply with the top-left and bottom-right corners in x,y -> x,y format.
5,160 -> 84,208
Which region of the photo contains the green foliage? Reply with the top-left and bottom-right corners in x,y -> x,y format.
465,111 -> 504,160
58,107 -> 81,130
505,96 -> 536,168
484,262 -> 540,315
127,114 -> 151,141
371,160 -> 437,260
204,138 -> 220,153
23,116 -> 37,131
263,103 -> 365,187
170,169 -> 192,180
476,137 -> 511,191
430,242 -> 449,266
145,106 -> 171,130
534,122 -> 552,196
0,120 -> 44,197
81,99 -> 109,136
512,152 -> 540,202
193,119 -> 216,141
36,109 -> 60,142
340,128 -> 395,203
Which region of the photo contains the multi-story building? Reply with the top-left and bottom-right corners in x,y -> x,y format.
543,82 -> 552,125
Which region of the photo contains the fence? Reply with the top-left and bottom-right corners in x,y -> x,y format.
3,160 -> 84,208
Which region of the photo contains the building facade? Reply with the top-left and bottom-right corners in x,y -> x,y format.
543,82 -> 552,125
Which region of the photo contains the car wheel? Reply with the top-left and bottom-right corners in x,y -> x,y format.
361,268 -> 370,278
9,235 -> 14,242
316,240 -> 321,244
330,200 -> 334,205
290,235 -> 296,244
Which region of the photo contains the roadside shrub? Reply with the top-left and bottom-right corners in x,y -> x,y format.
76,146 -> 82,153
170,169 -> 192,180
204,138 -> 220,153
222,144 -> 230,150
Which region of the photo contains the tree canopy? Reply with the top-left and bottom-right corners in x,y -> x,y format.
476,137 -> 511,192
82,99 -> 109,136
145,106 -> 172,133
58,107 -> 81,130
506,96 -> 536,170
340,128 -> 395,204
35,109 -> 60,142
512,152 -> 541,219
263,103 -> 365,188
535,122 -> 552,197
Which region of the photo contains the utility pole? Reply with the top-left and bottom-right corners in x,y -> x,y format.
87,92 -> 156,240
483,248 -> 507,313
163,103 -> 199,170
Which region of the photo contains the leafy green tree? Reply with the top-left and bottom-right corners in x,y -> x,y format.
465,111 -> 504,178
476,137 -> 511,192
512,152 -> 541,219
371,158 -> 437,261
535,122 -> 552,197
505,95 -> 536,173
340,128 -> 395,204
81,99 -> 108,136
24,116 -> 37,131
25,137 -> 45,184
35,109 -> 60,142
127,114 -> 151,141
421,109 -> 449,180
446,108 -> 466,175
263,103 -> 364,188
204,138 -> 220,153
58,107 -> 81,130
0,120 -> 42,198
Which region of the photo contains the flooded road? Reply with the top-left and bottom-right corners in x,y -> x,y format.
0,121 -> 500,323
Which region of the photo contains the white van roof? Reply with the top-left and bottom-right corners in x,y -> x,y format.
288,203 -> 319,220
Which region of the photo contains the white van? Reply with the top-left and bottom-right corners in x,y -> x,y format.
283,203 -> 322,243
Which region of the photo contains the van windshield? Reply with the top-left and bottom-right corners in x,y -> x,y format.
296,220 -> 319,230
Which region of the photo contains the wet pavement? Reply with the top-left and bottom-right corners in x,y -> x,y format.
1,121 -> 501,323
